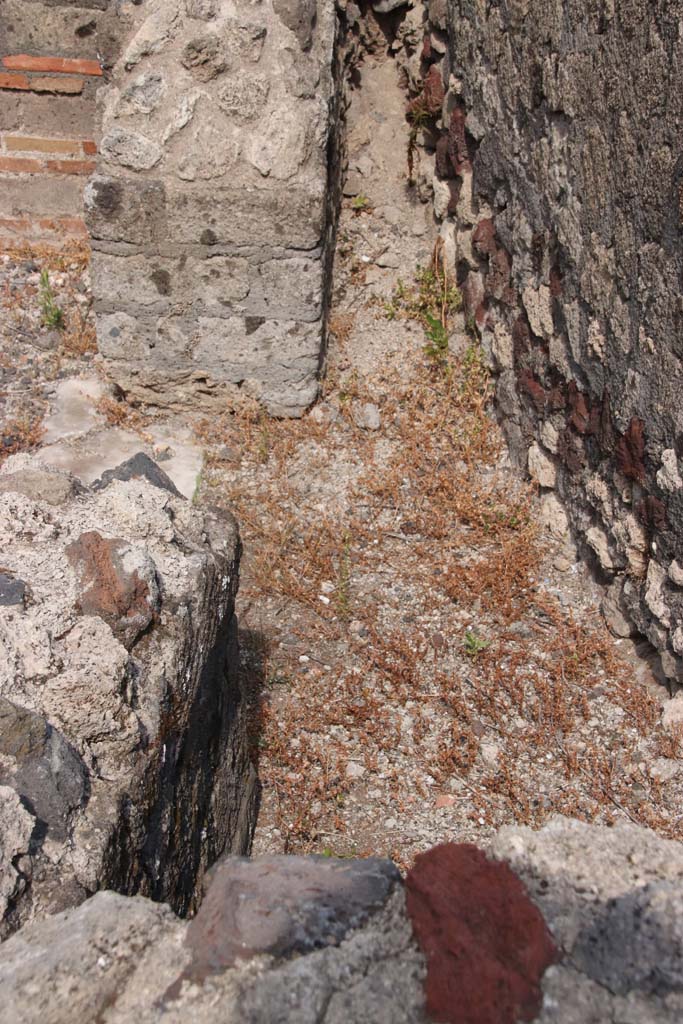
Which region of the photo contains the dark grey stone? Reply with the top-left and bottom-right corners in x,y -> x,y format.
0,697 -> 88,841
0,576 -> 26,607
185,854 -> 400,970
272,0 -> 317,49
92,452 -> 182,497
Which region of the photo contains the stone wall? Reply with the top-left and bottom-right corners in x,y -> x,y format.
4,819 -> 683,1023
0,453 -> 257,937
86,0 -> 341,417
428,0 -> 683,686
0,0 -> 129,244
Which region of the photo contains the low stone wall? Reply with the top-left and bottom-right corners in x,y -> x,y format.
3,819 -> 683,1023
86,0 -> 341,417
0,453 -> 257,937
422,0 -> 683,686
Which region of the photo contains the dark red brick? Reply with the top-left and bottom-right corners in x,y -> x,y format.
406,844 -> 558,1024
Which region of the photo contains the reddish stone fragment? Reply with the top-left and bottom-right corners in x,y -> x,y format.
423,64 -> 445,113
616,416 -> 646,483
488,249 -> 512,301
511,315 -> 531,360
567,380 -> 590,434
435,136 -> 455,180
637,495 -> 667,532
447,105 -> 469,175
518,369 -> 547,415
406,844 -> 558,1024
472,218 -> 496,258
66,530 -> 159,648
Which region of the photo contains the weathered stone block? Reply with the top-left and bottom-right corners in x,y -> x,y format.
87,0 -> 339,416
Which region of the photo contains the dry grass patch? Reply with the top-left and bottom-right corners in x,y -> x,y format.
194,266 -> 681,859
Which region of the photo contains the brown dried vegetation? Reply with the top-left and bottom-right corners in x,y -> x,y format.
197,320 -> 678,863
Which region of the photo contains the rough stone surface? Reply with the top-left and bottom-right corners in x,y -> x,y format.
0,859 -> 426,1024
5,822 -> 683,1021
185,854 -> 401,969
87,0 -> 342,417
439,0 -> 683,685
491,818 -> 683,1023
0,453 -> 257,937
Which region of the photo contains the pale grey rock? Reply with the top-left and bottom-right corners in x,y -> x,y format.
352,402 -> 381,431
657,450 -> 683,493
601,579 -> 637,638
272,0 -> 317,50
528,442 -> 557,489
0,864 -> 425,1024
100,128 -> 163,170
492,818 -> 683,1023
0,466 -> 79,506
0,787 -> 35,924
0,455 -> 257,938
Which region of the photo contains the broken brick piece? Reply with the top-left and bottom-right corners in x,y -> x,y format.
406,843 -> 558,1024
66,531 -> 160,649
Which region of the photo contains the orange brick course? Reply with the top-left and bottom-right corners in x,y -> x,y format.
0,156 -> 43,173
46,158 -> 96,175
30,76 -> 84,95
5,135 -> 81,155
0,214 -> 88,240
0,72 -> 30,90
0,154 -> 95,175
0,72 -> 84,94
2,55 -> 102,77
3,136 -> 98,156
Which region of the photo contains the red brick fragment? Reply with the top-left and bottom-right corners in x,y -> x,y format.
435,136 -> 455,180
406,844 -> 558,1024
2,54 -> 102,76
422,64 -> 445,113
567,380 -> 590,434
0,156 -> 43,174
0,72 -> 30,90
472,218 -> 496,257
82,140 -> 98,155
518,369 -> 547,414
66,531 -> 157,648
637,495 -> 667,532
447,105 -> 470,175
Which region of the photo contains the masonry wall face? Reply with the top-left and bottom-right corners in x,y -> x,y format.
439,0 -> 683,684
0,0 -> 129,243
87,0 -> 339,417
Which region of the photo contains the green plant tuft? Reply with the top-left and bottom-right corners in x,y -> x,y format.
463,629 -> 489,658
39,269 -> 64,330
